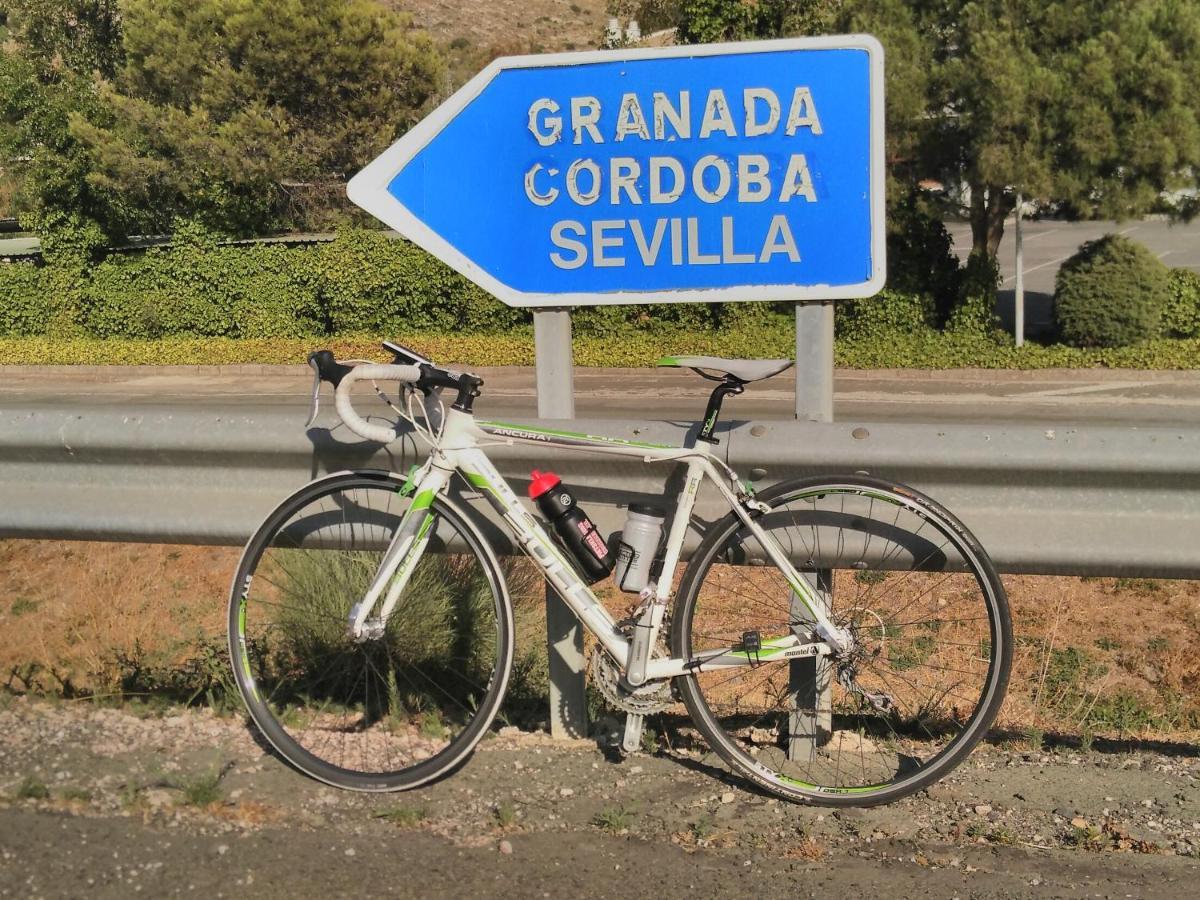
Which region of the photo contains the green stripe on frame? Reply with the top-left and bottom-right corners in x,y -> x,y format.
478,420 -> 674,450
464,472 -> 493,491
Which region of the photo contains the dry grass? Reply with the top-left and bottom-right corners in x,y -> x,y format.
783,833 -> 826,861
393,0 -> 609,57
1,538 -> 1198,741
0,539 -> 234,698
1000,573 -> 1200,738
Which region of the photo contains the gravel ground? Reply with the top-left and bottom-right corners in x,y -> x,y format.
1,698 -> 1198,899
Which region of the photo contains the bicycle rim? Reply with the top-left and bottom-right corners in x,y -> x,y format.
228,472 -> 514,791
672,476 -> 1011,805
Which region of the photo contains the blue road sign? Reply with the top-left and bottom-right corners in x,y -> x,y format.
348,37 -> 885,308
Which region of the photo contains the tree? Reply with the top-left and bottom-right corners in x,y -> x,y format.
670,0 -> 1200,269
1,0 -> 122,77
2,0 -> 444,237
0,1 -> 125,229
915,0 -> 1200,261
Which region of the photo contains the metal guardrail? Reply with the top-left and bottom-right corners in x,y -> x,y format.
2,404 -> 1199,578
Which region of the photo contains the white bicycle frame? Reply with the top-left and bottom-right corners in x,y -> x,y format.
348,400 -> 848,683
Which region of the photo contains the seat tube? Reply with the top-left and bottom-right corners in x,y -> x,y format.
625,457 -> 705,687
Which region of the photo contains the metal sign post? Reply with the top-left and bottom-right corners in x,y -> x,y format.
347,36 -> 885,742
791,301 -> 835,758
1015,193 -> 1025,348
532,308 -> 588,739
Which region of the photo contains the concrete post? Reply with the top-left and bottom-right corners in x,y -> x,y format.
533,309 -> 588,740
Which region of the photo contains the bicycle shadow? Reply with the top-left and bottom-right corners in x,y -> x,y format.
983,727 -> 1199,758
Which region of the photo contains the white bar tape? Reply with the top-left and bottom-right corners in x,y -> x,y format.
333,363 -> 421,444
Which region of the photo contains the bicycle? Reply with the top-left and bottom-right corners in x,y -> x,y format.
228,340 -> 1011,807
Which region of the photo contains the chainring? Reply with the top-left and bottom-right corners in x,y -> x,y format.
587,648 -> 674,715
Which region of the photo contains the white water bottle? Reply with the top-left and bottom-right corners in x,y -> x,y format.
613,504 -> 665,593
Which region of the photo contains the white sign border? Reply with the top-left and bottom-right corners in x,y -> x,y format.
347,35 -> 886,309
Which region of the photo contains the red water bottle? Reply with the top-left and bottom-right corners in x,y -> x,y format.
529,470 -> 614,583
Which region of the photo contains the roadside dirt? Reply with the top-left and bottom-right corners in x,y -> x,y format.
0,698 -> 1197,898
4,539 -> 1198,741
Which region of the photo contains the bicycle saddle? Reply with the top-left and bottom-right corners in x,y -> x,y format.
657,355 -> 794,383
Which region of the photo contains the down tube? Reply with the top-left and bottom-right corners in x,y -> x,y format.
453,448 -> 631,661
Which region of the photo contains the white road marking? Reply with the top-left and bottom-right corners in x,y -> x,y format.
1019,227 -> 1060,241
1020,382 -> 1148,399
1002,252 -> 1075,284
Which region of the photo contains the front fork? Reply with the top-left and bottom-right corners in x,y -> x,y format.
347,462 -> 445,641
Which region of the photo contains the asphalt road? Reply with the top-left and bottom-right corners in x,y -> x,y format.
4,365 -> 1200,427
2,701 -> 1197,900
945,217 -> 1200,337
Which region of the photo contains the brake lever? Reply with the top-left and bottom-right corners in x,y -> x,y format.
305,358 -> 322,428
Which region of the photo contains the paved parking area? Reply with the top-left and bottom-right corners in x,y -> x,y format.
944,218 -> 1200,336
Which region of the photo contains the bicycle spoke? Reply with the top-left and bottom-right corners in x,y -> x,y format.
232,476 -> 509,784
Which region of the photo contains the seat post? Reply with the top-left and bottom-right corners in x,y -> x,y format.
696,377 -> 745,445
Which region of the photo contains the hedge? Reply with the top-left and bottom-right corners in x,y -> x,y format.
0,228 -> 792,340
1163,268 -> 1200,339
3,226 -> 1200,370
3,329 -> 1199,369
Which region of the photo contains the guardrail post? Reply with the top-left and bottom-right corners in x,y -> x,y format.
791,301 -> 835,759
533,308 -> 588,740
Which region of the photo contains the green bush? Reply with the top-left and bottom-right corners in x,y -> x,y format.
835,289 -> 936,341
0,262 -> 51,336
308,230 -> 525,335
0,227 -> 530,340
1162,268 -> 1200,339
0,225 -> 805,341
886,193 -> 963,325
1054,234 -> 1170,348
78,241 -> 327,339
946,252 -> 1002,337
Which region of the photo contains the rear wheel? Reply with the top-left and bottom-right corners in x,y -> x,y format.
228,471 -> 513,791
671,475 -> 1011,806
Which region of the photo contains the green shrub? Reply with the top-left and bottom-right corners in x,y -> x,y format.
77,242 -> 326,339
1054,234 -> 1170,348
835,289 -> 937,341
0,227 -> 534,339
946,252 -> 1002,337
886,193 -> 963,325
308,230 -> 526,335
0,262 -> 51,335
1162,268 -> 1200,338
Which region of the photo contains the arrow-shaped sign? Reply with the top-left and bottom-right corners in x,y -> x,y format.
349,36 -> 885,308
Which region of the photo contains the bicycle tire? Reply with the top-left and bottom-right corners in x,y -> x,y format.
228,470 -> 514,792
671,474 -> 1011,806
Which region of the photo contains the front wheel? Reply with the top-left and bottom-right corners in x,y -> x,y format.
228,470 -> 514,791
671,475 -> 1011,806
